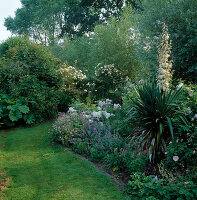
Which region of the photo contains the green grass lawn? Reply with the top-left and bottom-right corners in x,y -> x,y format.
0,122 -> 126,200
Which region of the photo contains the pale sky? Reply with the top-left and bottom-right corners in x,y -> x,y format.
0,0 -> 22,42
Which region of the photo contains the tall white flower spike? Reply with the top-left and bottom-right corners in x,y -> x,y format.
157,23 -> 173,92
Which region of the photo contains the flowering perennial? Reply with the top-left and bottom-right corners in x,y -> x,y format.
157,23 -> 173,91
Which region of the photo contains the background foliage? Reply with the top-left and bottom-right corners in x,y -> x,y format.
0,37 -> 71,126
131,0 -> 197,82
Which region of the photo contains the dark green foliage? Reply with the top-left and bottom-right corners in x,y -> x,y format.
51,9 -> 145,101
164,140 -> 194,170
57,93 -> 72,112
132,0 -> 197,82
52,9 -> 142,80
72,141 -> 89,155
0,37 -> 71,126
4,0 -> 142,44
126,173 -> 197,200
129,81 -> 185,163
105,141 -> 149,173
0,94 -> 30,126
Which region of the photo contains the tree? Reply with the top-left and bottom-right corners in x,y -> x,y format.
51,8 -> 144,80
4,0 -> 142,45
131,0 -> 197,82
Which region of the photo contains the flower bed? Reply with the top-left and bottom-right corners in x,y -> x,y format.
49,95 -> 197,199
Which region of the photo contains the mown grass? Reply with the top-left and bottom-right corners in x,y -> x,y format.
0,122 -> 126,200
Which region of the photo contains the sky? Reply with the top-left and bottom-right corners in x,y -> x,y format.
0,0 -> 22,42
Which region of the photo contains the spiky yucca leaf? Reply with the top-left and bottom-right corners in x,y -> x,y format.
131,81 -> 185,163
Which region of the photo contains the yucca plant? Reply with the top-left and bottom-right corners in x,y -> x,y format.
127,22 -> 186,163
157,22 -> 172,92
131,81 -> 185,163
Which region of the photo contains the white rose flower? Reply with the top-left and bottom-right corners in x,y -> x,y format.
173,156 -> 179,162
68,107 -> 75,113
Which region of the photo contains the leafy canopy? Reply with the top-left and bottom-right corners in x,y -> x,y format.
4,0 -> 142,44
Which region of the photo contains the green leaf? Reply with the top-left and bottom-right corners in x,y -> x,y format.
23,114 -> 35,124
167,117 -> 174,139
9,110 -> 22,121
26,115 -> 35,124
179,116 -> 188,126
7,105 -> 14,110
19,105 -> 30,114
161,138 -> 167,152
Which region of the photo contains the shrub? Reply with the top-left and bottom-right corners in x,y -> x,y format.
120,141 -> 149,173
164,140 -> 194,170
49,112 -> 87,146
105,139 -> 149,173
0,37 -> 71,126
126,173 -> 197,200
56,64 -> 86,99
87,64 -> 126,101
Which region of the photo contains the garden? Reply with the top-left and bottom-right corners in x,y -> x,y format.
0,0 -> 197,199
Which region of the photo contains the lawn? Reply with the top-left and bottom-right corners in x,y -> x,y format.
0,122 -> 126,200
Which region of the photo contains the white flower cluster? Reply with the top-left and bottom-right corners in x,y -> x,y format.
88,99 -> 117,120
91,110 -> 113,119
58,64 -> 86,80
67,98 -> 121,124
95,63 -> 121,77
157,23 -> 173,92
98,99 -> 121,110
68,107 -> 76,113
